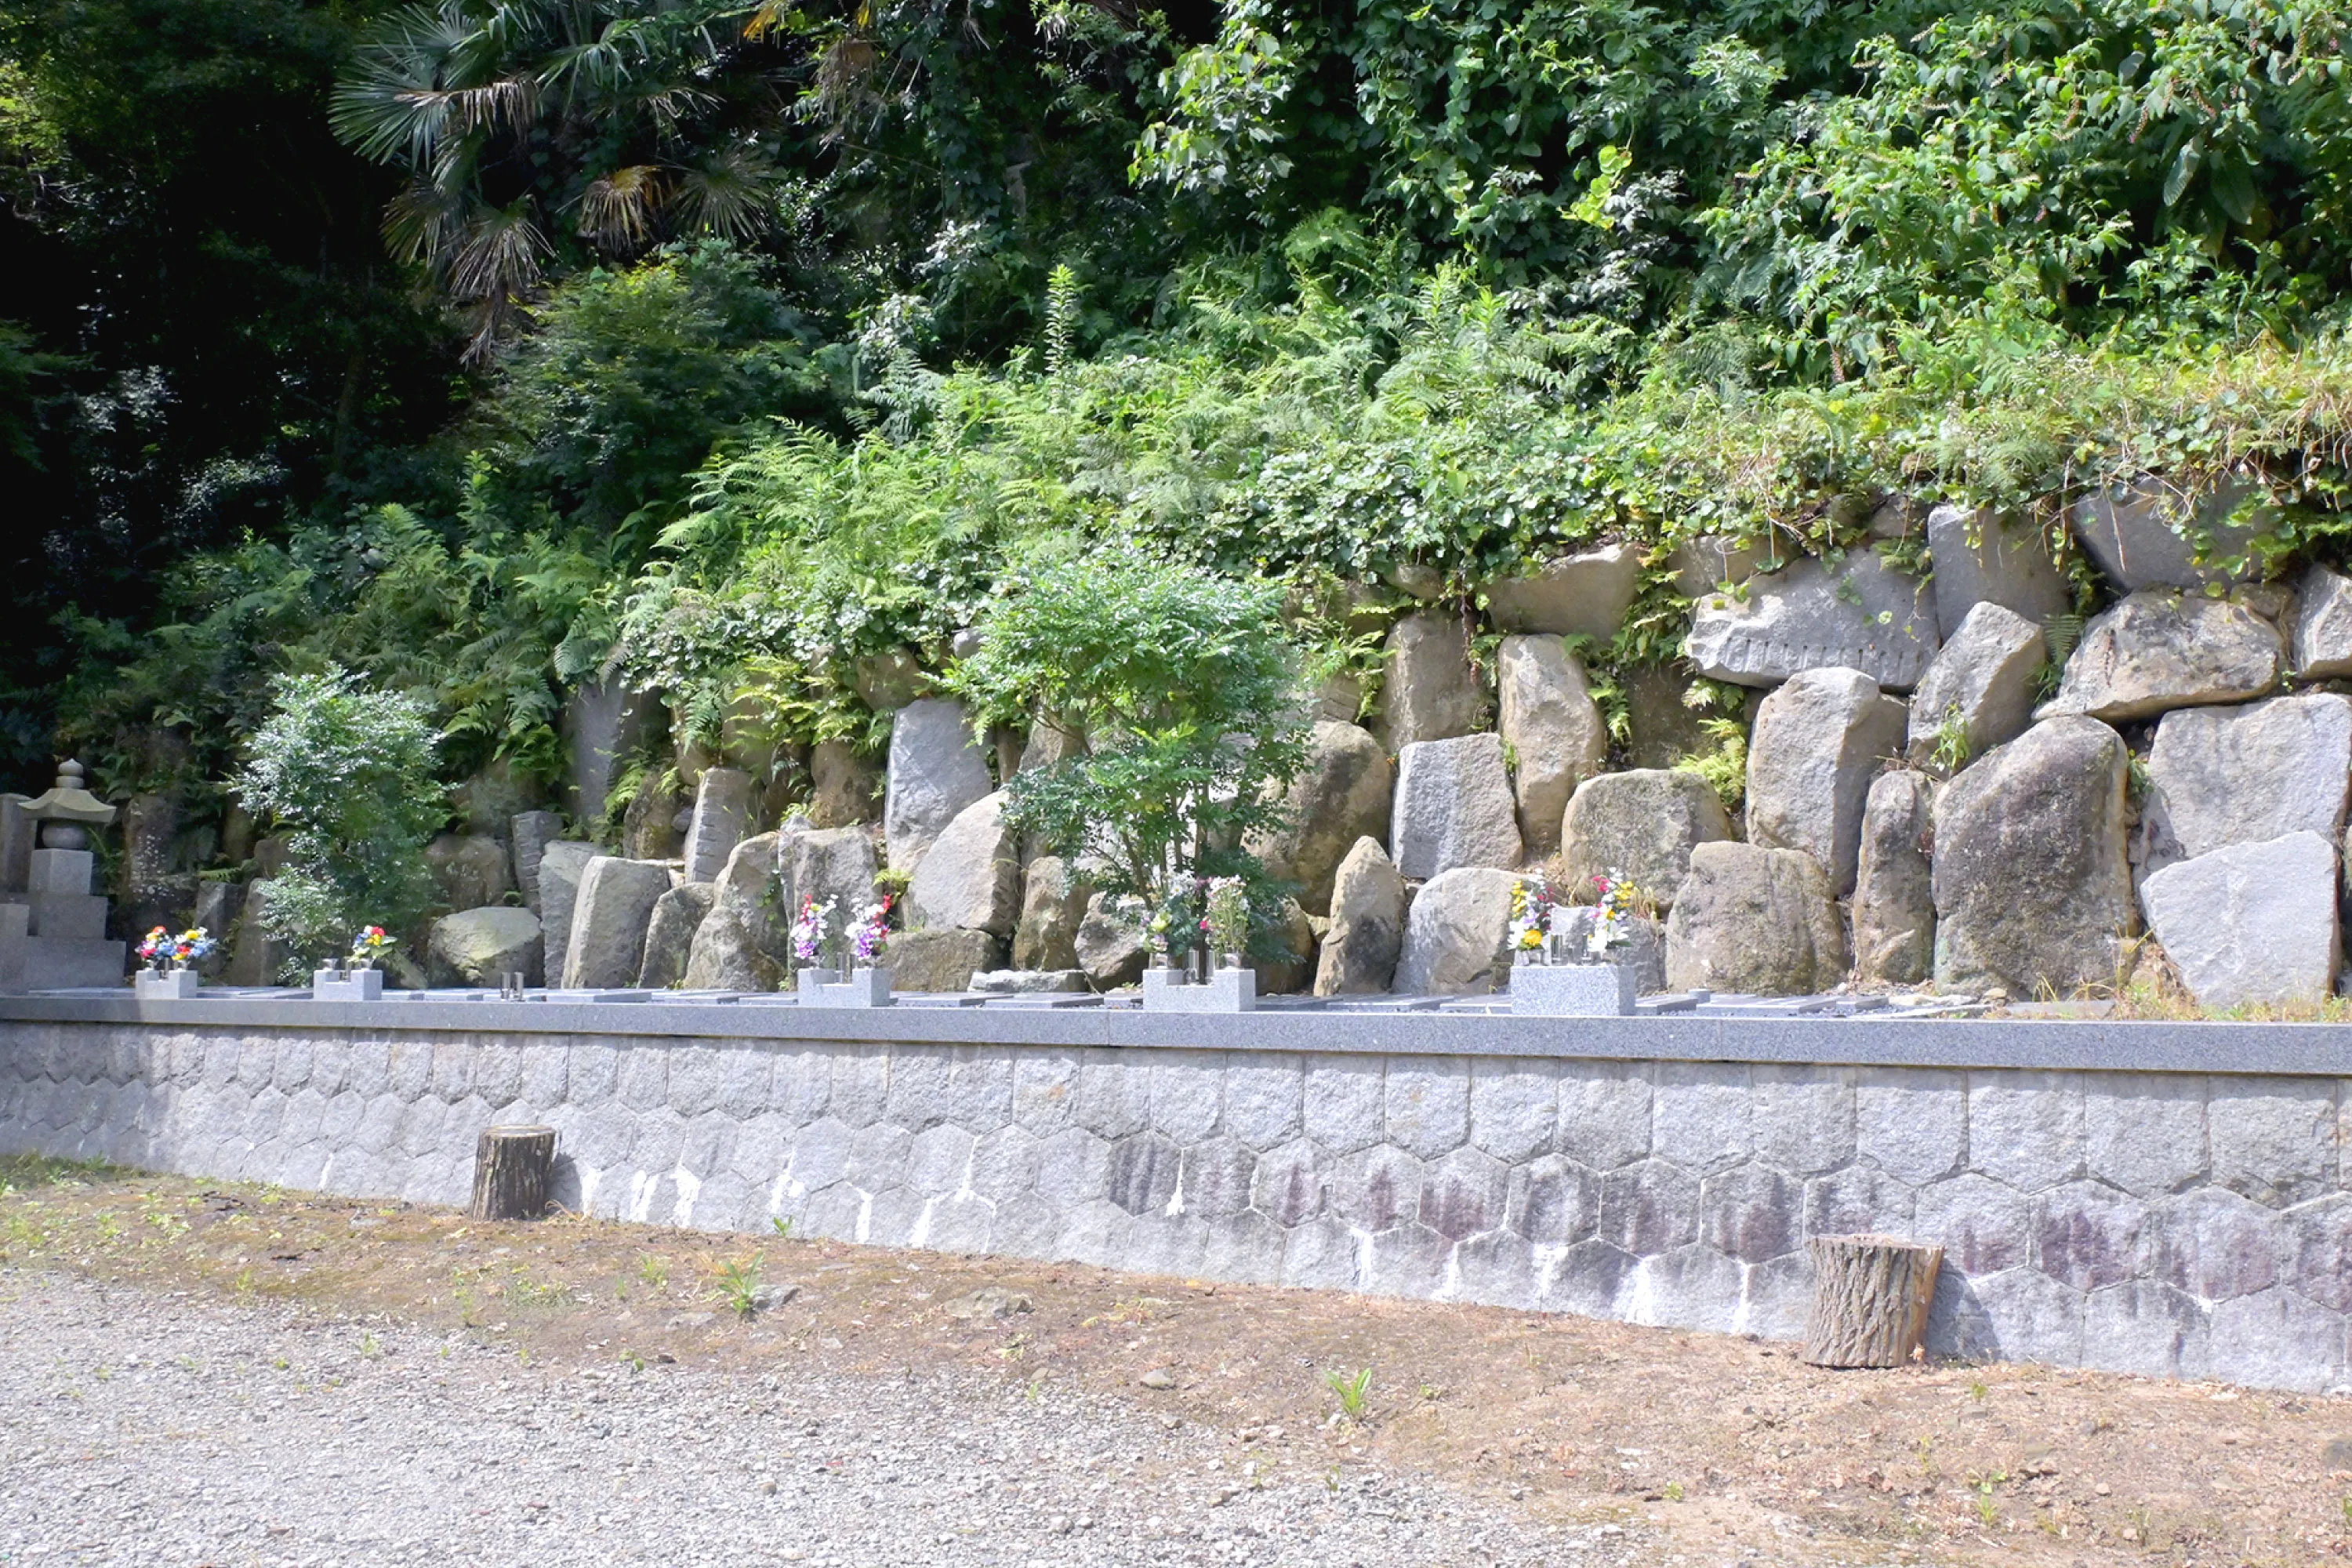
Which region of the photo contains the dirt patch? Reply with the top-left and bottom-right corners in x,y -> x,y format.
4,1153 -> 2345,1566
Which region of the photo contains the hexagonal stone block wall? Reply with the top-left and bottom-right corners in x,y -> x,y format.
2,1023 -> 2347,1392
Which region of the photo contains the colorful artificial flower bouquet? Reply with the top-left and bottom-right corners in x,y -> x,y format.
137,926 -> 216,972
1507,882 -> 1557,960
790,895 -> 837,969
849,895 -> 895,967
348,925 -> 392,970
1584,871 -> 1647,960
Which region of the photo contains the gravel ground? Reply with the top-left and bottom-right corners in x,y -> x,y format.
0,1273 -> 1678,1568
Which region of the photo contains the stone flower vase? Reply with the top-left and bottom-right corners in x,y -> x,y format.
135,967 -> 201,1000
1508,960 -> 1637,1017
314,966 -> 386,1002
1142,962 -> 1257,1013
798,966 -> 894,1007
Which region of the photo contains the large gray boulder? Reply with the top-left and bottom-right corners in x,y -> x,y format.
2293,562 -> 2352,680
636,883 -> 715,989
883,697 -> 993,871
1393,867 -> 1540,995
1480,543 -> 1642,640
427,906 -> 543,988
1933,717 -> 2133,996
425,833 -> 510,913
1744,666 -> 1907,896
2069,477 -> 2270,592
509,810 -> 563,913
888,927 -> 1004,993
1906,602 -> 2046,769
1247,720 -> 1392,916
683,767 -> 754,883
1254,898 -> 1319,994
223,878 -> 291,986
1686,554 -> 1938,691
853,646 -> 927,711
1852,771 -> 1936,985
1663,842 -> 1846,996
1389,733 -> 1523,879
780,824 -> 880,922
1313,837 -> 1406,995
1925,505 -> 2068,638
1377,612 -> 1483,749
2137,693 -> 2352,880
807,739 -> 882,828
2040,590 -> 2283,723
1496,636 -> 1608,858
2140,832 -> 2342,1009
1074,894 -> 1149,990
683,833 -> 788,991
1558,768 -> 1734,906
563,679 -> 658,831
619,781 -> 687,861
907,790 -> 1018,935
560,857 -> 670,989
535,841 -> 598,984
1012,855 -> 1087,970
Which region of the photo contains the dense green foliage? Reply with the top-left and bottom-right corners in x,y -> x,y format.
951,557 -> 1308,901
10,0 -> 2352,848
233,669 -> 444,964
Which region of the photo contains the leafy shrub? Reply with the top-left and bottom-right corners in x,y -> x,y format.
233,667 -> 443,966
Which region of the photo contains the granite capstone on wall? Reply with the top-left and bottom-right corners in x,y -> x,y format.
2,1021 -> 2347,1392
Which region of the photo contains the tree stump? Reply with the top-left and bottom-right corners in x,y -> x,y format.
470,1125 -> 557,1221
1802,1233 -> 1943,1368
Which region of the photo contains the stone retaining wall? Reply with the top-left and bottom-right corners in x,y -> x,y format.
2,1018 -> 2347,1392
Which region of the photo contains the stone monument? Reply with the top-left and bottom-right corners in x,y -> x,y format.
0,760 -> 127,989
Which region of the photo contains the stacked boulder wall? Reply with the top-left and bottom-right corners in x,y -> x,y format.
1494,635 -> 1607,858
1377,612 -> 1483,748
1744,666 -> 1907,895
1557,768 -> 1734,906
426,906 -> 543,987
682,833 -> 788,990
1393,867 -> 1540,995
1931,717 -> 2135,996
1924,505 -> 2070,638
906,791 -> 1018,936
887,927 -> 1004,992
1479,543 -> 1642,639
637,883 -> 717,989
1315,837 -> 1406,995
2140,831 -> 2343,1008
2039,590 -> 2282,723
1389,733 -> 1523,879
1246,720 -> 1392,916
1012,855 -> 1087,971
1686,554 -> 1939,691
2136,694 -> 2352,880
882,697 -> 993,871
1073,895 -> 1149,990
1905,602 -> 2047,768
1851,771 -> 1936,986
510,810 -> 563,912
560,857 -> 672,989
535,841 -> 598,984
1664,842 -> 1847,996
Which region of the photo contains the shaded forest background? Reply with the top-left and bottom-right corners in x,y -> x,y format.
5,0 -> 2352,838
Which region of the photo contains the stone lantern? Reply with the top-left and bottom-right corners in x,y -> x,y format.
0,760 -> 128,989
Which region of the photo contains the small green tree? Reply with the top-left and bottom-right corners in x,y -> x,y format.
234,667 -> 444,969
952,557 -> 1309,948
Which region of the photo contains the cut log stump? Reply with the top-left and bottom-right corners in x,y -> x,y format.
1802,1232 -> 1943,1368
470,1124 -> 557,1221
